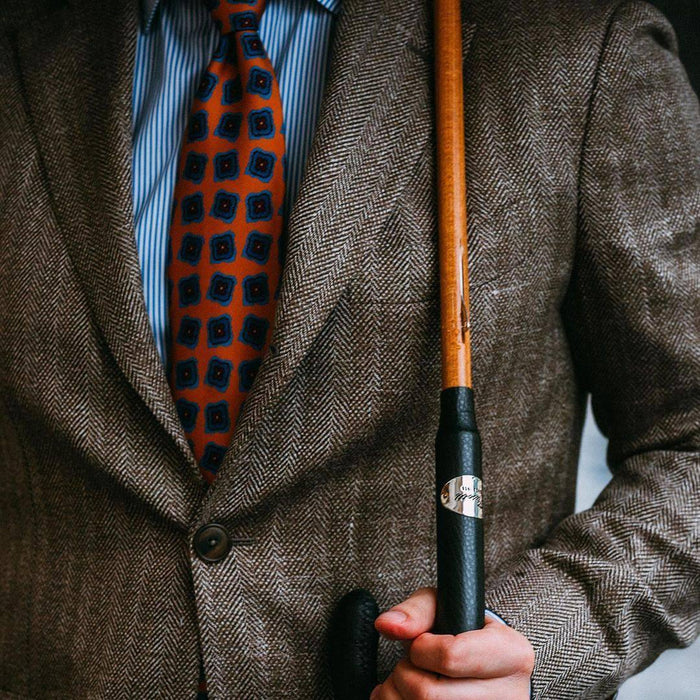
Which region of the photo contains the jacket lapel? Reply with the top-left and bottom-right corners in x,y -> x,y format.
12,0 -> 198,479
209,0 -> 477,498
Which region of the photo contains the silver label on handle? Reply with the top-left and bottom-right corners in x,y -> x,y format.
440,475 -> 483,519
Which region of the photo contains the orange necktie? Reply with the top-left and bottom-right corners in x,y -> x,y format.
166,0 -> 285,484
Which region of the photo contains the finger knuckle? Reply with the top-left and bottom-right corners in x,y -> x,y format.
419,683 -> 442,700
395,661 -> 435,700
469,655 -> 488,678
437,642 -> 461,676
517,644 -> 536,676
393,659 -> 416,689
499,628 -> 535,677
407,678 -> 438,700
404,599 -> 427,616
402,588 -> 435,615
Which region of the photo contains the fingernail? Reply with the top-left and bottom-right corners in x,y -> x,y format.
378,609 -> 408,624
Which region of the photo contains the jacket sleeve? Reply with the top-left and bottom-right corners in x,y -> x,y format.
485,2 -> 700,697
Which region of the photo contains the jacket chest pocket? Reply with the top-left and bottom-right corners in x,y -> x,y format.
358,141 -> 533,309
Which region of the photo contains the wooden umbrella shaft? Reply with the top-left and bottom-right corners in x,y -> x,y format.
435,0 -> 472,390
433,0 -> 485,635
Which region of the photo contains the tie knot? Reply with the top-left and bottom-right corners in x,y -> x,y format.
206,0 -> 267,35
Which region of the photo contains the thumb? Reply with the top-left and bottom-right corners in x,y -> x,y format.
374,587 -> 437,641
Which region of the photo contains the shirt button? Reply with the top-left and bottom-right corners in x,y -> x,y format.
193,523 -> 232,563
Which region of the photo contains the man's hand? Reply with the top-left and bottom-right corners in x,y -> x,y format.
372,588 -> 534,699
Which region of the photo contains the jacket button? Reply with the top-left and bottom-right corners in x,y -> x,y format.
193,524 -> 231,563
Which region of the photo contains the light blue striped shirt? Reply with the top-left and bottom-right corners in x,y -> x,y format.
132,0 -> 340,364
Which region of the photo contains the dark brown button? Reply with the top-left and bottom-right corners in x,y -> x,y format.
193,523 -> 231,563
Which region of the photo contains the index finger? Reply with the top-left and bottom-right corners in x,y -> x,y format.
409,616 -> 535,679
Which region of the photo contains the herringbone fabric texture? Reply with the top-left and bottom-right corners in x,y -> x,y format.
0,0 -> 698,698
166,0 -> 285,483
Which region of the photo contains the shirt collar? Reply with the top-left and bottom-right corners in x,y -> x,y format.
140,0 -> 160,34
140,0 -> 342,35
315,0 -> 341,14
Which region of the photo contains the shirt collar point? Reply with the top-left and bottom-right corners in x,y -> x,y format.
140,0 -> 160,34
317,0 -> 341,16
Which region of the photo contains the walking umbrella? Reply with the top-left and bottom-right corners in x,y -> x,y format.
328,0 -> 485,694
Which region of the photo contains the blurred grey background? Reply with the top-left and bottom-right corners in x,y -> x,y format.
650,0 -> 699,97
576,402 -> 700,699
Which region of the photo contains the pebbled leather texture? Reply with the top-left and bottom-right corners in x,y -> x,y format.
434,387 -> 485,634
328,589 -> 379,700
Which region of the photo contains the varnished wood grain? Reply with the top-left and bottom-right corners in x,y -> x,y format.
434,0 -> 472,389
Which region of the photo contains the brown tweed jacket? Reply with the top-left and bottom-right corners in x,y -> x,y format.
1,0 -> 698,697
